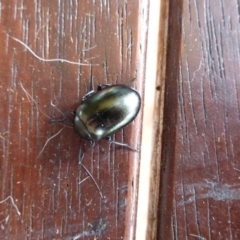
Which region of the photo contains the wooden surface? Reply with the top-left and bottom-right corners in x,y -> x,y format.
0,1 -> 146,239
136,0 -> 165,239
157,0 -> 240,239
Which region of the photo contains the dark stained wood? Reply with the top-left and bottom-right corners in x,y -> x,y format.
158,0 -> 240,239
0,1 -> 146,239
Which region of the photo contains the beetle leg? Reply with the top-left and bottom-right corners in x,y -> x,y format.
97,84 -> 112,91
78,149 -> 85,163
82,90 -> 95,101
77,140 -> 95,164
90,139 -> 95,148
97,78 -> 136,91
81,76 -> 96,101
82,139 -> 96,152
50,116 -> 66,123
125,77 -> 137,86
108,139 -> 138,151
50,110 -> 75,125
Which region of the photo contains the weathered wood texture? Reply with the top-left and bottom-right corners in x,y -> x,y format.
158,0 -> 240,239
0,1 -> 146,239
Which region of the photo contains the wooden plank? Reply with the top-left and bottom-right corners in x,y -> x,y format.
0,1 -> 147,239
156,0 -> 240,239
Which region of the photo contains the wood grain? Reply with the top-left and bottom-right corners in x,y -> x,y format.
0,1 -> 146,239
157,0 -> 240,239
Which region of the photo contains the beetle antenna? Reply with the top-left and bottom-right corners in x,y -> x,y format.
109,139 -> 139,151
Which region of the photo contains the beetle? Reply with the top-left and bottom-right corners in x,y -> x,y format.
73,78 -> 141,150
51,77 -> 141,150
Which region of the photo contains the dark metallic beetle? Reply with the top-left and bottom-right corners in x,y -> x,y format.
73,79 -> 141,150
51,78 -> 141,150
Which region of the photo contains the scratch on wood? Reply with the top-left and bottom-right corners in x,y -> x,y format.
0,196 -> 21,216
9,35 -> 97,66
